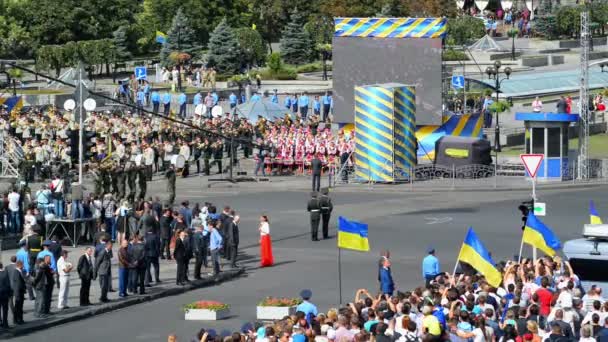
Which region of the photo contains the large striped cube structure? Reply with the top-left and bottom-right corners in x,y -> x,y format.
354,83 -> 417,182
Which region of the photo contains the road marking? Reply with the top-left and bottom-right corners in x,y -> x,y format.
424,217 -> 453,225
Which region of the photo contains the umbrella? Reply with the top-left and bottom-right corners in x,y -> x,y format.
235,99 -> 289,124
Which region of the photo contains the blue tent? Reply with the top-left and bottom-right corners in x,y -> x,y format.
235,99 -> 289,123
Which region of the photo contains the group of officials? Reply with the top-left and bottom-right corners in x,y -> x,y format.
0,198 -> 244,328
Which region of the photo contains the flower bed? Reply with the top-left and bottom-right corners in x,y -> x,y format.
184,301 -> 230,321
256,297 -> 301,320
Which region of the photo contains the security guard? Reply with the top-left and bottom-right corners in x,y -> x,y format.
27,229 -> 43,276
111,162 -> 120,196
127,161 -> 138,202
137,166 -> 147,201
319,188 -> 333,240
213,141 -> 223,174
101,165 -> 111,195
203,139 -> 212,176
116,161 -> 127,200
166,164 -> 176,205
307,192 -> 321,241
92,166 -> 103,197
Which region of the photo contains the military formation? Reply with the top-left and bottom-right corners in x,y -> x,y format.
307,188 -> 333,241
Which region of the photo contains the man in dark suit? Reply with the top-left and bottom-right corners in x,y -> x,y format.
192,224 -> 207,280
77,247 -> 94,306
129,235 -> 146,295
311,155 -> 322,192
4,256 -> 16,324
0,263 -> 11,328
95,241 -> 113,303
159,208 -> 173,260
144,230 -> 161,286
10,261 -> 25,325
227,210 -> 240,268
173,230 -> 187,285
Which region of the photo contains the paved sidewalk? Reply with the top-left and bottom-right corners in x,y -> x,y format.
0,245 -> 244,339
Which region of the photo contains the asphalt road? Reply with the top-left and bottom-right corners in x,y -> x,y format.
9,181 -> 608,341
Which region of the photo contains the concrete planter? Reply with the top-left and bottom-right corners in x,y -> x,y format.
185,308 -> 230,321
256,306 -> 297,320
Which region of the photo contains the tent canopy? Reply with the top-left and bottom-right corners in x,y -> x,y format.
235,99 -> 289,124
469,34 -> 505,52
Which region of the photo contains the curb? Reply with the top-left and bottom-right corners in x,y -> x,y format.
0,268 -> 244,339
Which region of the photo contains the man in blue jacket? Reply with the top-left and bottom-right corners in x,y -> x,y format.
151,90 -> 161,113
379,258 -> 394,296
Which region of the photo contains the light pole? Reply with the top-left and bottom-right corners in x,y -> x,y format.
511,11 -> 516,61
485,60 -> 512,152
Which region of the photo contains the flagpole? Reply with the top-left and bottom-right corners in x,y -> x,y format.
452,246 -> 462,278
518,235 -> 524,263
338,246 -> 343,305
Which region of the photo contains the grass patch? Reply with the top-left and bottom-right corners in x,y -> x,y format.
500,134 -> 608,159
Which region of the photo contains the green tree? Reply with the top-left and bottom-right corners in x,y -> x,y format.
447,16 -> 486,46
0,16 -> 32,58
207,18 -> 241,75
113,25 -> 132,61
160,7 -> 200,67
160,7 -> 199,92
556,6 -> 582,38
235,27 -> 266,68
36,45 -> 68,77
280,8 -> 313,65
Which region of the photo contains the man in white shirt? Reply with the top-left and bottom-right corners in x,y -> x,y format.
57,250 -> 73,309
7,188 -> 20,234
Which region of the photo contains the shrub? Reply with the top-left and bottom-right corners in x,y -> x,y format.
267,52 -> 283,73
257,67 -> 298,80
443,49 -> 469,61
296,62 -> 323,73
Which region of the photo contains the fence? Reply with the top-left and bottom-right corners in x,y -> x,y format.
330,160 -> 608,190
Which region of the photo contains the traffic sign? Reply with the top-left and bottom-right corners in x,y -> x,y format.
451,75 -> 465,89
534,202 -> 546,216
135,66 -> 147,80
520,154 -> 544,178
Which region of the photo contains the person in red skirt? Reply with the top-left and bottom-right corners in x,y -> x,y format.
259,215 -> 273,267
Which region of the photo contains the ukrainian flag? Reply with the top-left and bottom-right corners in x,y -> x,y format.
337,216 -> 370,252
590,200 -> 602,224
156,31 -> 167,44
522,214 -> 562,257
457,227 -> 502,288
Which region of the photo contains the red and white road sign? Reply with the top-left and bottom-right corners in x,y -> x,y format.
520,154 -> 544,178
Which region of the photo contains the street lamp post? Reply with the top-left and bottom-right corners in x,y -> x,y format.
511,12 -> 516,61
485,60 -> 512,153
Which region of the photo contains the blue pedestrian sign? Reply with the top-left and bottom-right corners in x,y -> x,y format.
135,66 -> 147,80
451,75 -> 465,89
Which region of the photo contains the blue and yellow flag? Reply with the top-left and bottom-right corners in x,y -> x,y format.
590,200 -> 602,224
155,31 -> 167,44
457,227 -> 502,288
523,214 -> 562,257
337,216 -> 369,252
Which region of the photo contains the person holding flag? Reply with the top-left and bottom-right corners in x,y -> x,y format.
521,213 -> 562,257
590,200 -> 602,224
455,227 -> 502,288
